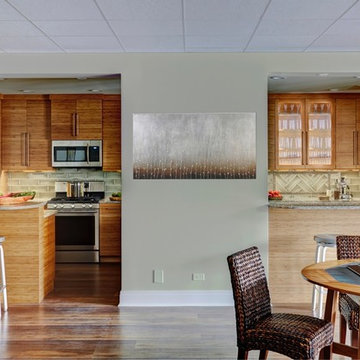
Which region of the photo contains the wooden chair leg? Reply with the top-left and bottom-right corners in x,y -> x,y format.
351,329 -> 359,348
340,314 -> 347,344
238,348 -> 248,360
259,349 -> 268,360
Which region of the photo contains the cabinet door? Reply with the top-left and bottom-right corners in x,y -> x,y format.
336,98 -> 356,169
76,99 -> 102,139
306,99 -> 334,168
276,100 -> 305,168
1,99 -> 27,170
51,100 -> 77,139
100,203 -> 121,260
27,100 -> 52,170
103,97 -> 121,171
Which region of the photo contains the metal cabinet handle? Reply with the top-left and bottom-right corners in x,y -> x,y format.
21,133 -> 25,166
87,144 -> 90,164
72,113 -> 76,137
354,130 -> 359,166
76,113 -> 79,136
26,132 -> 30,167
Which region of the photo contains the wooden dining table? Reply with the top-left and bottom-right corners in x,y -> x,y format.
302,259 -> 360,359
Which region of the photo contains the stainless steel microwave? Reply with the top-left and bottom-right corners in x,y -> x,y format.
52,140 -> 102,168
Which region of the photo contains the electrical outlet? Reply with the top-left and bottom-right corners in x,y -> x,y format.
192,273 -> 205,281
153,269 -> 164,283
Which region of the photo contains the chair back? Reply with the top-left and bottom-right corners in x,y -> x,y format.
227,246 -> 271,343
336,235 -> 360,259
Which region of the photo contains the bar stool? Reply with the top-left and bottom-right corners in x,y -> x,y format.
0,236 -> 7,315
312,234 -> 339,318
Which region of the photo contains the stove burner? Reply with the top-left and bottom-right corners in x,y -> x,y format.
48,197 -> 99,204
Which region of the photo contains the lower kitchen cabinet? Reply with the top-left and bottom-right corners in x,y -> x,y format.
100,203 -> 121,262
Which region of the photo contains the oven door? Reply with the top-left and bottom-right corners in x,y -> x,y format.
55,211 -> 99,251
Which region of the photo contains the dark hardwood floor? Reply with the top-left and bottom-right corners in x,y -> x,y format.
0,265 -> 348,359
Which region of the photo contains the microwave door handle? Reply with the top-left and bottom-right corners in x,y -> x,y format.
87,144 -> 90,164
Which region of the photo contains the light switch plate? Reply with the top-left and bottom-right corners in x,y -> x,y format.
153,269 -> 164,283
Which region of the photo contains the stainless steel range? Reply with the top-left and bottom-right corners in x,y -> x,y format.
47,181 -> 105,263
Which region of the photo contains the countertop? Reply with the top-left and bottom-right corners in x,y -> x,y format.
269,200 -> 360,209
44,209 -> 57,218
0,200 -> 47,211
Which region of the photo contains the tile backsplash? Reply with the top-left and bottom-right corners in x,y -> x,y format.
268,171 -> 360,200
6,169 -> 121,200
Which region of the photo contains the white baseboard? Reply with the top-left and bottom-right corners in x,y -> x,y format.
119,290 -> 233,307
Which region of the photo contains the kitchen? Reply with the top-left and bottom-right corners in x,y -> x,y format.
267,73 -> 360,306
0,76 -> 121,306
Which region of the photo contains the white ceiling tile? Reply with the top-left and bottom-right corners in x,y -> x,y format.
0,0 -> 24,20
256,18 -> 333,36
0,21 -> 43,36
308,33 -> 360,51
8,0 -> 103,20
263,0 -> 356,20
247,35 -> 315,51
120,35 -> 183,51
53,36 -> 123,52
96,0 -> 182,20
34,20 -> 113,36
325,19 -> 360,35
109,20 -> 183,36
0,36 -> 62,52
184,0 -> 268,21
186,36 -> 247,50
341,1 -> 360,19
185,20 -> 255,37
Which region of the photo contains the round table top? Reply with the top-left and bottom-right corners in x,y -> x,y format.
302,259 -> 360,296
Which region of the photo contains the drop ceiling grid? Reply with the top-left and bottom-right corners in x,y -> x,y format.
0,0 -> 357,52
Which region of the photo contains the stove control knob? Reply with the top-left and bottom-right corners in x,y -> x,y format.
89,204 -> 93,208
71,204 -> 75,208
82,204 -> 86,208
60,204 -> 65,209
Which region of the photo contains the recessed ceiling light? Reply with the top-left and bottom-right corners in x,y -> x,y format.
318,73 -> 329,77
269,75 -> 285,80
88,89 -> 102,93
354,75 -> 360,79
18,89 -> 33,93
329,88 -> 339,91
77,77 -> 88,80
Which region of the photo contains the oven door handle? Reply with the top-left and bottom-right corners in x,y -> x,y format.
55,211 -> 98,216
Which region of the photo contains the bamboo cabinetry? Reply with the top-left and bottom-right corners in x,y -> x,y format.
1,95 -> 52,171
100,202 -> 121,262
0,205 -> 55,304
269,94 -> 334,170
50,95 -> 102,140
335,96 -> 360,169
102,95 -> 121,171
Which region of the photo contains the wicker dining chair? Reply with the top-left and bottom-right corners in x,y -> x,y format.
336,235 -> 360,350
227,246 -> 333,360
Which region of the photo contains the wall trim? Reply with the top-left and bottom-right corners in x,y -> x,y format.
119,290 -> 233,307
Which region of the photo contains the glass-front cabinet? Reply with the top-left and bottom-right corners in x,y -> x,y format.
274,96 -> 334,170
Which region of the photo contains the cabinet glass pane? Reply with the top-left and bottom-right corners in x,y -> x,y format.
278,102 -> 302,166
307,102 -> 332,165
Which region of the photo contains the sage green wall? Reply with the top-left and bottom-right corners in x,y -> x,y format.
0,53 -> 359,291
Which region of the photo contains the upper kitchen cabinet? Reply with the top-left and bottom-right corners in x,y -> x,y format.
335,96 -> 360,169
269,94 -> 334,170
102,95 -> 121,172
50,95 -> 102,140
2,95 -> 52,171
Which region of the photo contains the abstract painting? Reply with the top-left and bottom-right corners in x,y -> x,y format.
133,113 -> 256,179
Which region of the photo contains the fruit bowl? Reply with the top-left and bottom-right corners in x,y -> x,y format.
268,196 -> 283,201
